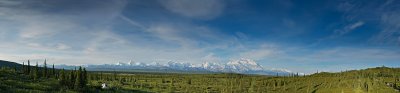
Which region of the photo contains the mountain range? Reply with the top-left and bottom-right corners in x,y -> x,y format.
55,58 -> 294,75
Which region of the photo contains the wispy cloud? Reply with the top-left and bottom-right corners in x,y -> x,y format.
239,44 -> 281,60
372,11 -> 400,45
333,21 -> 364,37
0,0 -> 129,64
335,0 -> 400,46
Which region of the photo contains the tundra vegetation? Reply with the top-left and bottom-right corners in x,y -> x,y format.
0,60 -> 399,93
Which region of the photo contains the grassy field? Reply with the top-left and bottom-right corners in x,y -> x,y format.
87,67 -> 400,93
1,64 -> 400,93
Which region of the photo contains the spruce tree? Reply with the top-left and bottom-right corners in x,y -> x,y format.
59,69 -> 66,86
69,70 -> 75,87
27,60 -> 31,75
113,70 -> 117,80
83,68 -> 87,86
43,59 -> 47,78
13,65 -> 17,72
52,64 -> 55,77
22,62 -> 25,73
34,62 -> 39,81
74,66 -> 83,90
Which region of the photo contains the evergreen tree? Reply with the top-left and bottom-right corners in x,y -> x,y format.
83,68 -> 87,86
74,66 -> 83,90
34,62 -> 39,81
43,59 -> 47,78
22,62 -> 25,73
52,64 -> 55,77
27,60 -> 31,75
113,70 -> 117,80
69,70 -> 75,87
59,69 -> 66,85
13,65 -> 17,72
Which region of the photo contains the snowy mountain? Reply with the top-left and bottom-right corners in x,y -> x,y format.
225,58 -> 264,72
56,58 -> 293,75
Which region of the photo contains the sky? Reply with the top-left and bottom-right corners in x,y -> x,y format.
0,0 -> 400,73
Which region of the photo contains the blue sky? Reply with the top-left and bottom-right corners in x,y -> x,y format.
0,0 -> 400,73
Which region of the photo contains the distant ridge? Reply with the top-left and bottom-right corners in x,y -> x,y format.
0,60 -> 22,68
56,58 -> 294,75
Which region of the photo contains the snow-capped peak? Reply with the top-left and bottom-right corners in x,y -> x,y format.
227,58 -> 258,66
63,59 -> 293,75
115,62 -> 127,66
226,58 -> 264,72
201,62 -> 224,71
128,60 -> 135,65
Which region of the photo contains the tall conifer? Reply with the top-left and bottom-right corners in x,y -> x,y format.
27,60 -> 31,75
43,59 -> 47,78
34,62 -> 39,81
83,68 -> 87,86
59,69 -> 66,85
52,64 -> 55,77
74,66 -> 83,90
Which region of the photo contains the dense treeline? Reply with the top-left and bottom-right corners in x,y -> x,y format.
20,60 -> 88,92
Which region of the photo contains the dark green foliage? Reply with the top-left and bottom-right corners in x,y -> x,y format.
13,65 -> 17,72
27,60 -> 30,75
0,60 -> 21,68
74,67 -> 82,90
52,64 -> 55,78
43,59 -> 47,78
83,68 -> 87,86
0,60 -> 96,92
22,62 -> 25,73
0,67 -> 62,92
59,69 -> 66,85
33,62 -> 39,81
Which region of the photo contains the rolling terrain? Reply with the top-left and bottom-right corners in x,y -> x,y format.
0,60 -> 399,93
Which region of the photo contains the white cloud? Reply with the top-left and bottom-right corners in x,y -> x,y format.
349,21 -> 364,30
0,0 -> 130,65
18,19 -> 76,39
55,43 -> 71,50
142,22 -> 231,49
27,43 -> 42,48
160,0 -> 224,19
334,21 -> 364,36
239,44 -> 281,60
119,15 -> 145,29
313,21 -> 366,44
201,53 -> 222,63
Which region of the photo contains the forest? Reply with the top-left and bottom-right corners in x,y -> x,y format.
0,60 -> 400,93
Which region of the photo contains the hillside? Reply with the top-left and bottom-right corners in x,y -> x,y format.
0,69 -> 62,92
0,60 -> 22,68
